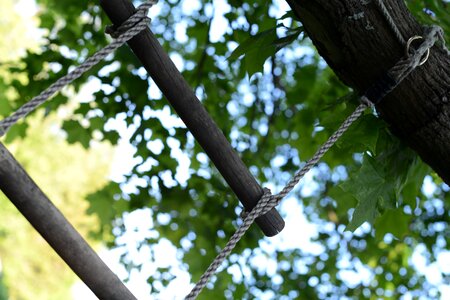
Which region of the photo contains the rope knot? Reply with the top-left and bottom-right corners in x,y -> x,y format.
408,26 -> 440,68
359,95 -> 374,108
106,1 -> 157,39
240,188 -> 277,220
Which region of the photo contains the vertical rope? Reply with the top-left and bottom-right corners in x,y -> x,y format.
373,0 -> 406,45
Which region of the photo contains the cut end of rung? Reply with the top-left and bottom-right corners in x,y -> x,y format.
255,208 -> 285,237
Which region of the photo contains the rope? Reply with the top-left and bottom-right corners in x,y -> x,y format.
437,28 -> 450,56
374,0 -> 450,58
374,0 -> 406,45
185,101 -> 369,299
389,26 -> 445,83
0,0 -> 447,298
185,25 -> 444,300
0,1 -> 157,137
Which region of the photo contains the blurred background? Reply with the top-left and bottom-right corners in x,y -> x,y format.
0,0 -> 449,299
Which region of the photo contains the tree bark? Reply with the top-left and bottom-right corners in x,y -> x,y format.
286,0 -> 450,184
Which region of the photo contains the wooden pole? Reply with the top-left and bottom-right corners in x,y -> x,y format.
0,143 -> 136,300
99,0 -> 285,237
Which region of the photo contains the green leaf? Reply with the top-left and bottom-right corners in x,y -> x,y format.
328,185 -> 358,221
86,182 -> 122,230
63,120 -> 91,148
343,132 -> 424,232
228,25 -> 301,77
4,122 -> 27,142
278,11 -> 297,21
272,28 -> 303,49
228,27 -> 278,76
243,48 -> 274,76
89,117 -> 104,131
374,208 -> 413,240
337,114 -> 386,154
228,27 -> 277,61
0,96 -> 12,117
400,159 -> 429,206
343,155 -> 387,231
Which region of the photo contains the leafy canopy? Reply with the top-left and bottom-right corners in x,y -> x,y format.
2,0 -> 450,298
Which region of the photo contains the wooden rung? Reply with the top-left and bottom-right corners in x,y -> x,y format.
0,142 -> 136,300
100,0 -> 285,237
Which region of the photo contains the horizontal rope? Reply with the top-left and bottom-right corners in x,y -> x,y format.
0,0 -> 157,137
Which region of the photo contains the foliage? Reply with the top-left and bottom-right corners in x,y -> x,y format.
0,272 -> 7,300
1,0 -> 450,299
0,111 -> 114,300
0,2 -> 114,297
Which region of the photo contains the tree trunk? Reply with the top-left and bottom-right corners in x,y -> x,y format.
286,0 -> 450,184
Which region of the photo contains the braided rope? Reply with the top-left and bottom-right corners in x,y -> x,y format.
389,26 -> 445,83
0,0 -> 447,298
0,1 -> 157,137
185,102 -> 369,299
185,25 -> 444,299
374,0 -> 450,58
373,0 -> 405,45
185,101 -> 370,299
437,28 -> 450,56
